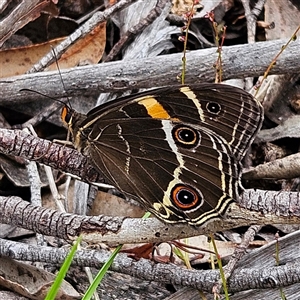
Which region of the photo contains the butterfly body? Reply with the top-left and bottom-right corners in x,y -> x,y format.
62,84 -> 263,226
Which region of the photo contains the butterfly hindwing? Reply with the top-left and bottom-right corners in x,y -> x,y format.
86,118 -> 239,226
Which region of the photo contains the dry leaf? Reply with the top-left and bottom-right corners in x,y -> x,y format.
0,22 -> 106,77
91,189 -> 145,218
0,256 -> 80,299
265,0 -> 300,40
121,243 -> 154,260
46,22 -> 106,70
0,38 -> 63,77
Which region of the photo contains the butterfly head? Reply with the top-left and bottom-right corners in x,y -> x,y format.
61,105 -> 87,152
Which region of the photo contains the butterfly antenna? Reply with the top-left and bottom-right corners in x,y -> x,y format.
51,46 -> 72,109
20,88 -> 67,106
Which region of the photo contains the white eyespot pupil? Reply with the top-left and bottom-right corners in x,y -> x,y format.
207,102 -> 221,114
177,189 -> 195,204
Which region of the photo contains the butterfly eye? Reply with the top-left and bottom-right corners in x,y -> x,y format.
206,102 -> 221,114
172,125 -> 199,146
61,106 -> 73,124
171,184 -> 203,209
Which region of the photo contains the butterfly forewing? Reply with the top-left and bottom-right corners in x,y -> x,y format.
82,84 -> 263,161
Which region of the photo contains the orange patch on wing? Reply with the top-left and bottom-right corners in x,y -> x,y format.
138,97 -> 179,121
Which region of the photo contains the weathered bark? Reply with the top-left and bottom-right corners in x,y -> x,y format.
1,231 -> 300,294
0,38 -> 299,104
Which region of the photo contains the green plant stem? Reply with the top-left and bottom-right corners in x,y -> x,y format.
210,235 -> 229,300
255,25 -> 300,97
181,2 -> 195,84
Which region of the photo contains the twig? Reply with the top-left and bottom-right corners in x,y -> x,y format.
104,0 -> 168,62
224,225 -> 262,279
255,25 -> 300,96
1,235 -> 300,293
27,0 -> 139,73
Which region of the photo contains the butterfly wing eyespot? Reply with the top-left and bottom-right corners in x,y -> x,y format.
172,125 -> 199,147
206,102 -> 222,114
171,184 -> 203,210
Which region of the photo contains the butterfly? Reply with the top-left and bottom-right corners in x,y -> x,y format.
61,83 -> 263,226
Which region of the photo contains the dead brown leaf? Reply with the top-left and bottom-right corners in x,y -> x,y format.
47,22 -> 106,70
0,22 -> 106,77
0,256 -> 80,299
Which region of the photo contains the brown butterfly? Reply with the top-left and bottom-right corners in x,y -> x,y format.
62,84 -> 263,226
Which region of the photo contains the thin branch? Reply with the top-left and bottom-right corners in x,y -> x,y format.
104,0 -> 169,62
1,128 -> 300,242
1,236 -> 300,293
1,38 -> 299,105
1,188 -> 300,245
27,0 -> 139,73
0,128 -> 104,183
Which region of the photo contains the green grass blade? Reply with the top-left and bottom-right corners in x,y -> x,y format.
45,235 -> 82,300
82,212 -> 150,299
82,244 -> 123,300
